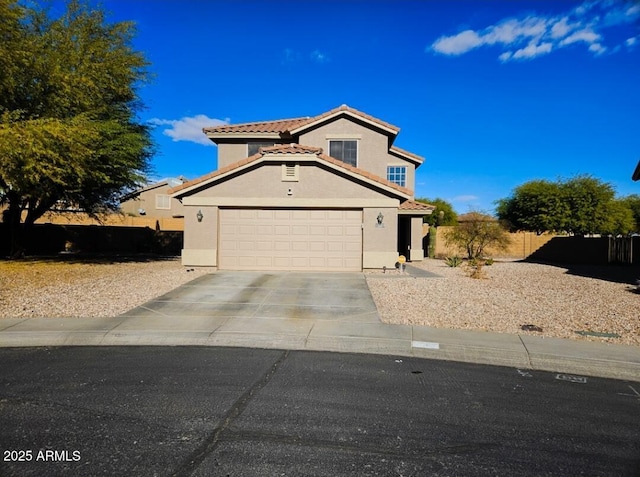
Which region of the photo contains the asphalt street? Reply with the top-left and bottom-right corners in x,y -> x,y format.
0,347 -> 638,476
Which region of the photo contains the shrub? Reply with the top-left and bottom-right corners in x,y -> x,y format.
443,211 -> 511,259
445,256 -> 463,267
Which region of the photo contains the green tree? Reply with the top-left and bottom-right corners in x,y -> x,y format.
619,194 -> 640,232
416,197 -> 458,226
496,180 -> 568,234
601,200 -> 635,235
560,175 -> 615,236
0,0 -> 152,257
496,175 -> 628,236
444,211 -> 511,259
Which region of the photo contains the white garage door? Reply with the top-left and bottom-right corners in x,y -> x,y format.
219,209 -> 362,271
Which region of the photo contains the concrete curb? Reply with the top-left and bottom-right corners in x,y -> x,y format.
1,316 -> 638,382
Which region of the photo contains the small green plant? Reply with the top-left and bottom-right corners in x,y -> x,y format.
485,258 -> 494,266
445,256 -> 463,267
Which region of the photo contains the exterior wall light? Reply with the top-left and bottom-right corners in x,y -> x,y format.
376,212 -> 384,228
196,209 -> 204,222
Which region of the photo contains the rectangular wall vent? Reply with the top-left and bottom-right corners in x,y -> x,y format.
282,163 -> 299,182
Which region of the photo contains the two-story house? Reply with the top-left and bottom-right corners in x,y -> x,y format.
170,105 -> 433,270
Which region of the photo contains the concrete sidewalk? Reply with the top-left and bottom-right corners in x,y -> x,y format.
0,271 -> 638,382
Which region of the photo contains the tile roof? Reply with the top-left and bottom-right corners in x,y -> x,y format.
170,143 -> 412,198
203,117 -> 311,134
260,144 -> 322,154
203,104 -> 400,136
399,200 -> 435,211
315,152 -> 412,197
390,146 -> 424,164
289,104 -> 400,135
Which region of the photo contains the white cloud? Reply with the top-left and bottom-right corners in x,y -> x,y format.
550,17 -> 573,39
626,36 -> 638,48
559,28 -> 601,46
512,41 -> 553,60
432,30 -> 482,55
149,115 -> 229,146
483,17 -> 548,46
282,48 -> 300,65
429,0 -> 638,62
310,49 -> 330,63
588,42 -> 607,54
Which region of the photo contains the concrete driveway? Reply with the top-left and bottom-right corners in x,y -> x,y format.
123,272 -> 379,321
116,272 -> 387,350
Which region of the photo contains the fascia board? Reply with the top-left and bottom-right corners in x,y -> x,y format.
182,197 -> 400,207
389,148 -> 425,166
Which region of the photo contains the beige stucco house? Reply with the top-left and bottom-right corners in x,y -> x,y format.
170,105 -> 434,270
120,177 -> 186,219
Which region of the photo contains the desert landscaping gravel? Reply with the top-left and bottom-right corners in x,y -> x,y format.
0,257 -> 209,319
1,256 -> 638,346
366,260 -> 639,346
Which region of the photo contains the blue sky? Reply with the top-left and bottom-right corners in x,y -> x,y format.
93,0 -> 638,213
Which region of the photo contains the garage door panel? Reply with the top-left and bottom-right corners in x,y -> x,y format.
219,208 -> 362,271
274,241 -> 290,251
239,209 -> 258,219
257,210 -> 274,219
256,256 -> 273,267
291,241 -> 308,251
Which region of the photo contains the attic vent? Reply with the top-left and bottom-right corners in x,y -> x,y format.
281,163 -> 299,182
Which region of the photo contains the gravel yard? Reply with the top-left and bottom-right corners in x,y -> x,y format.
366,259 -> 640,346
0,257 -> 209,318
1,256 -> 638,346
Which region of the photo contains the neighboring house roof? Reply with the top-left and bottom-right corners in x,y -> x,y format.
120,177 -> 186,202
169,144 -> 413,199
633,159 -> 640,181
204,104 -> 400,139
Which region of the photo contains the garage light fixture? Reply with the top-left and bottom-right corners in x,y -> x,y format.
196,209 -> 203,222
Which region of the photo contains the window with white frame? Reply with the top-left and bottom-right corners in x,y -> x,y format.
387,166 -> 407,187
329,140 -> 358,167
248,142 -> 275,156
155,194 -> 171,210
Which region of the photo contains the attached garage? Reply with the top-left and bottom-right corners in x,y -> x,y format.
219,208 -> 362,271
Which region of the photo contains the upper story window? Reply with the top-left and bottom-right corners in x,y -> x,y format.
155,194 -> 171,210
329,140 -> 358,167
248,142 -> 275,156
387,166 -> 406,187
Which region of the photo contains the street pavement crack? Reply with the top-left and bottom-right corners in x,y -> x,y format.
518,334 -> 533,368
171,349 -> 290,477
